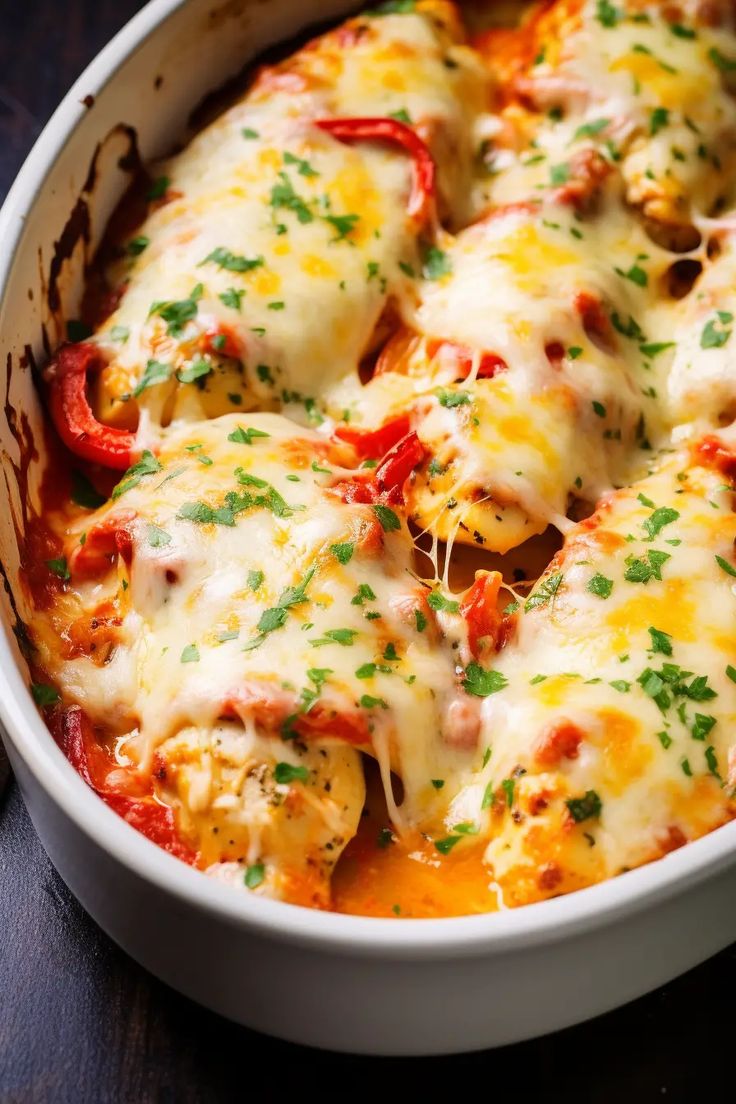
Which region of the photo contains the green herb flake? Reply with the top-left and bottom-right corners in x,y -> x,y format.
587,573 -> 613,599
180,644 -> 200,663
330,542 -> 354,565
422,246 -> 452,280
244,862 -> 265,888
566,790 -> 602,822
372,504 -> 401,532
274,761 -> 309,784
463,662 -> 508,698
31,683 -> 60,707
112,450 -> 162,499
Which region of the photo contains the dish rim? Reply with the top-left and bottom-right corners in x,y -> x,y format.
2,0 -> 736,960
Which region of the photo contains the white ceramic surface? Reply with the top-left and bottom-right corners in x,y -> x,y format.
1,0 -> 736,1056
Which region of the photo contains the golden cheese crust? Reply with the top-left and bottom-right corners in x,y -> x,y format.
25,0 -> 736,914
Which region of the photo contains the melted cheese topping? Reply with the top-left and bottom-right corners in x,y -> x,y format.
91,3 -> 488,438
448,453 -> 736,906
26,0 -> 736,913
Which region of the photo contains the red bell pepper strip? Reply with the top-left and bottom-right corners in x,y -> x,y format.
460,570 -> 505,660
426,338 -> 507,380
69,511 -> 136,579
332,430 -> 424,506
375,431 -> 425,495
53,706 -> 196,864
335,413 -> 411,459
694,435 -> 736,479
46,343 -> 136,471
316,117 -> 436,223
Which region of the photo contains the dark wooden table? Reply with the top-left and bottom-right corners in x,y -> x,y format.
1,3 -> 735,1099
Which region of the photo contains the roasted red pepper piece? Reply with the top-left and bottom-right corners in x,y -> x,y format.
335,413 -> 411,459
333,429 -> 425,506
46,343 -> 136,471
426,338 -> 507,380
375,432 -> 425,495
316,117 -> 436,222
460,570 -> 505,660
68,511 -> 136,579
202,325 -> 241,359
53,706 -> 196,864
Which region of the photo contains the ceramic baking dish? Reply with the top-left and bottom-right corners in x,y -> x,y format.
1,0 -> 736,1056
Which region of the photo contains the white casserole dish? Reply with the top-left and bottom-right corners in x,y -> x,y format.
1,0 -> 736,1056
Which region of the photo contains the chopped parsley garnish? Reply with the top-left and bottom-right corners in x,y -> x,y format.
324,213 -> 360,242
310,628 -> 358,647
244,863 -> 265,888
330,542 -> 354,565
595,0 -> 621,27
270,171 -> 313,224
147,524 -> 171,548
414,608 -> 427,632
573,118 -> 610,142
610,680 -> 631,693
228,425 -> 270,445
372,504 -> 401,532
700,311 -> 733,349
283,150 -> 319,178
70,470 -> 106,509
351,583 -> 377,606
248,569 -> 264,591
615,263 -> 648,287
148,283 -> 203,337
360,694 -> 388,709
639,342 -> 674,358
46,557 -> 70,580
177,358 -> 211,384
549,162 -> 570,185
438,389 -> 471,408
31,683 -> 60,706
623,549 -> 670,583
127,235 -> 149,256
431,778 -> 445,790
587,573 -> 613,599
566,790 -> 602,822
274,762 -> 309,784
146,175 -> 169,200
463,662 -> 508,698
501,778 -> 516,808
241,127 -> 259,139
201,247 -> 264,273
180,644 -> 200,663
643,506 -> 679,539
112,450 -> 162,499
648,626 -> 673,656
691,713 -> 716,741
422,246 -> 452,280
110,325 -> 130,343
709,46 -> 736,72
525,572 -> 563,611
219,288 -> 245,311
427,589 -> 460,613
649,107 -> 669,135
568,346 -> 583,360
133,358 -> 172,397
715,554 -> 736,578
434,835 -> 462,855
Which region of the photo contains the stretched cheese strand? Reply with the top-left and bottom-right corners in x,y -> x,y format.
82,2 -> 488,441
446,446 -> 736,907
473,0 -> 736,235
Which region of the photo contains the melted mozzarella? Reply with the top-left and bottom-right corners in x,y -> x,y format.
448,453 -> 736,906
37,414 -> 480,896
474,0 -> 736,229
336,195 -> 670,550
92,3 -> 488,437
